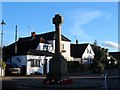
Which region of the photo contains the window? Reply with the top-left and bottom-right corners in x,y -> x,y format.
90,49 -> 91,54
43,45 -> 48,51
31,59 -> 34,67
62,44 -> 64,50
87,49 -> 89,53
37,59 -> 40,67
30,59 -> 40,67
35,60 -> 37,67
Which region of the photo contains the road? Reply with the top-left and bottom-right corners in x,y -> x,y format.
105,69 -> 120,90
1,69 -> 120,90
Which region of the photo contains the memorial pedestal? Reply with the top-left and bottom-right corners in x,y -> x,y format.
46,55 -> 69,81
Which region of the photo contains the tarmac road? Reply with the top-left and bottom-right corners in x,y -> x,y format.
1,76 -> 103,90
1,69 -> 120,90
105,69 -> 120,90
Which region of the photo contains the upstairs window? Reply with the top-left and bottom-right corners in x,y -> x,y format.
62,44 -> 64,50
90,49 -> 92,54
43,45 -> 48,51
87,49 -> 89,53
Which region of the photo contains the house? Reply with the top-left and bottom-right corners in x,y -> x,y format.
70,43 -> 95,64
109,52 -> 120,61
3,31 -> 71,75
108,52 -> 120,66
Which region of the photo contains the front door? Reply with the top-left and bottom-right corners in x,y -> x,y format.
21,65 -> 26,75
43,59 -> 47,74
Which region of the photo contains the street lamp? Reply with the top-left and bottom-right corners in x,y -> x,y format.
0,20 -> 6,76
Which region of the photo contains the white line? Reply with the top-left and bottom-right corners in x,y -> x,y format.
104,73 -> 108,90
101,74 -> 104,77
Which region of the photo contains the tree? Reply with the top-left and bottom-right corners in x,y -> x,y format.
0,60 -> 6,69
92,45 -> 108,73
94,40 -> 98,45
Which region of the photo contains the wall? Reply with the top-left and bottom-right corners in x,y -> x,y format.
27,55 -> 52,75
11,55 -> 27,75
47,40 -> 72,61
48,40 -> 71,61
48,40 -> 55,53
9,55 -> 52,75
36,42 -> 54,53
82,44 -> 95,64
27,55 -> 41,75
11,55 -> 27,67
72,58 -> 82,63
61,41 -> 71,61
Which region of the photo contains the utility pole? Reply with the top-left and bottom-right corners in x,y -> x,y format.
0,20 -> 6,76
15,25 -> 17,54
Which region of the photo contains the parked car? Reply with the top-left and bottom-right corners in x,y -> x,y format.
5,63 -> 21,76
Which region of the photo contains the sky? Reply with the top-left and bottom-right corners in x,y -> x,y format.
1,0 -> 119,2
1,2 -> 119,52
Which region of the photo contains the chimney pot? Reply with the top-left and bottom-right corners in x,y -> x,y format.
31,32 -> 36,37
76,39 -> 78,44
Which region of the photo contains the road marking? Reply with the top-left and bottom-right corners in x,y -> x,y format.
101,74 -> 104,77
104,73 -> 108,90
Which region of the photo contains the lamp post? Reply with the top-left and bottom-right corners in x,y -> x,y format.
0,20 -> 6,76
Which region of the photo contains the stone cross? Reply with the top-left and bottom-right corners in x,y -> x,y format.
53,14 -> 63,56
46,14 -> 68,81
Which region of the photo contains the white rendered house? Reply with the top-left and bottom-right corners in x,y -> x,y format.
3,31 -> 71,75
71,43 -> 95,64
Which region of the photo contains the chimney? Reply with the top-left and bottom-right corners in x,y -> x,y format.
31,32 -> 36,37
76,39 -> 78,44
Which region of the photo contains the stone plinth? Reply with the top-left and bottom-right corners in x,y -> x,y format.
46,55 -> 68,81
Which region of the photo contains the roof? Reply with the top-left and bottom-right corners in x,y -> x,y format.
28,50 -> 54,56
3,49 -> 54,57
109,55 -> 118,61
71,43 -> 89,58
3,38 -> 41,56
109,52 -> 120,60
18,31 -> 71,42
3,31 -> 71,57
